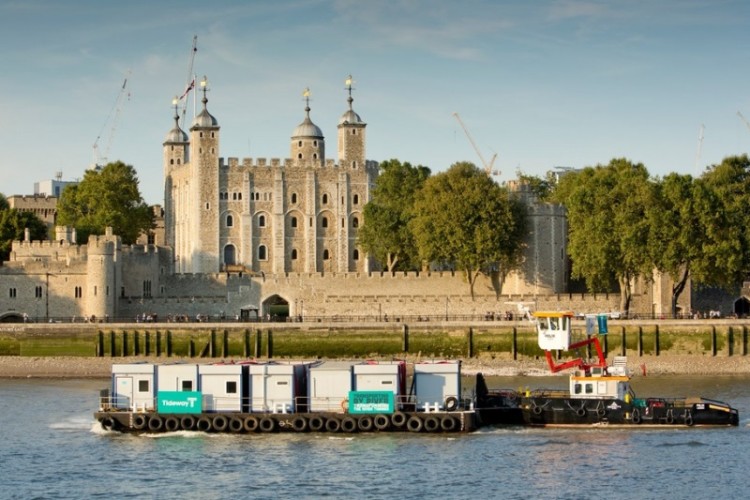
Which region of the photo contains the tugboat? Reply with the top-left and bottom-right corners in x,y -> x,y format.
477,311 -> 739,427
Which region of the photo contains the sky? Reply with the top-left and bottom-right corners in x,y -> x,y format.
2,0 -> 750,205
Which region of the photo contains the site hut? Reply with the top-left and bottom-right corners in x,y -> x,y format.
307,361 -> 355,412
111,363 -> 156,411
248,362 -> 309,414
412,361 -> 462,411
352,361 -> 407,403
156,363 -> 199,393
197,364 -> 246,412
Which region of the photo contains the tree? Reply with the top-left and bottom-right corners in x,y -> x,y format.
409,162 -> 527,299
57,161 -> 153,244
648,173 -> 742,317
358,159 -> 430,271
0,208 -> 48,261
552,158 -> 653,314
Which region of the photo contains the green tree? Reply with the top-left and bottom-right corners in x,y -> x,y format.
0,193 -> 8,211
648,173 -> 742,317
57,161 -> 153,244
701,154 -> 750,283
0,208 -> 48,261
358,159 -> 430,271
410,162 -> 526,299
553,158 -> 653,314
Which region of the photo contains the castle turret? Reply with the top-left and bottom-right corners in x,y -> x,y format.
85,227 -> 120,320
291,88 -> 325,165
337,75 -> 366,169
189,76 -> 221,273
163,99 -> 189,266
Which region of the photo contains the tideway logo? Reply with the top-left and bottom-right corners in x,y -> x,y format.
157,391 -> 202,414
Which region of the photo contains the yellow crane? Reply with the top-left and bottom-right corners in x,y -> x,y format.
452,112 -> 499,176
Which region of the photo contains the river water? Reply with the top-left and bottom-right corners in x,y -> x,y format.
1,375 -> 749,499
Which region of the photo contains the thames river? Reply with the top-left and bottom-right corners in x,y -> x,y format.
1,375 -> 748,499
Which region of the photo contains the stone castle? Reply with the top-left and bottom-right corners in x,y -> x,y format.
0,77 -> 681,322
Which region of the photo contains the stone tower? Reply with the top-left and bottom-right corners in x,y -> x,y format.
162,102 -> 189,274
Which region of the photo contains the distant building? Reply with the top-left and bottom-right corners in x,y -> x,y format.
7,195 -> 58,233
34,174 -> 77,198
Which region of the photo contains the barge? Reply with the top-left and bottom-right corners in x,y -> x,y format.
95,360 -> 479,434
477,311 -> 739,428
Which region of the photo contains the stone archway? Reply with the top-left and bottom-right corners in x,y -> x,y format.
734,296 -> 750,318
261,294 -> 289,321
224,244 -> 237,266
0,312 -> 25,323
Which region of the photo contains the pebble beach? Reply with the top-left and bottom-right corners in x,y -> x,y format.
1,354 -> 749,378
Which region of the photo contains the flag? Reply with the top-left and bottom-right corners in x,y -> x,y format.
179,79 -> 195,100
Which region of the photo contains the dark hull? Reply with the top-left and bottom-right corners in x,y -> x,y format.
94,410 -> 478,434
478,394 -> 739,428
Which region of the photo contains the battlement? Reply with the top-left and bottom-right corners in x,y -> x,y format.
219,157 -> 371,171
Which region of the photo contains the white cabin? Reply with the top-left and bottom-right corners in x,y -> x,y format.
157,363 -> 199,393
112,363 -> 156,411
198,364 -> 245,412
413,360 -> 461,409
248,363 -> 306,413
307,361 -> 354,412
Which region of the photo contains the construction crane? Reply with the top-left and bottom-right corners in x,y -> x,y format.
738,111 -> 750,134
694,124 -> 704,174
452,112 -> 499,176
92,71 -> 131,169
179,35 -> 198,123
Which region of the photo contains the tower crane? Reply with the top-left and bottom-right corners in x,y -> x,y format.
737,111 -> 750,134
452,112 -> 499,176
92,71 -> 131,169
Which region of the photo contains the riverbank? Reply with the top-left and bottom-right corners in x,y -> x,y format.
1,354 -> 749,379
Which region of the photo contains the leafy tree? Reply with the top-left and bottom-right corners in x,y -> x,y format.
409,162 -> 527,299
516,170 -> 557,201
0,208 -> 48,261
57,161 -> 153,244
553,158 -> 653,314
0,193 -> 8,211
701,154 -> 750,283
358,159 -> 430,271
648,173 -> 742,316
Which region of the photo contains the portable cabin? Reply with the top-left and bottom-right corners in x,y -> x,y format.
248,362 -> 308,413
307,361 -> 354,412
413,361 -> 462,409
352,361 -> 406,398
198,364 -> 246,412
157,363 -> 199,393
111,363 -> 156,411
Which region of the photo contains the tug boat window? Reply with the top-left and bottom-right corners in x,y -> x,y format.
585,383 -> 594,394
138,380 -> 150,392
574,383 -> 582,395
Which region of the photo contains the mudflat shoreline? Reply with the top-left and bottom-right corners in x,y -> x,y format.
1,355 -> 749,379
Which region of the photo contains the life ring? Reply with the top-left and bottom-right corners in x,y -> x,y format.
148,415 -> 164,432
100,417 -> 115,431
407,416 -> 424,433
196,417 -> 212,432
309,416 -> 325,432
424,416 -> 440,433
444,396 -> 459,412
576,407 -> 586,418
292,416 -> 308,432
532,405 -> 543,416
685,411 -> 694,427
357,415 -> 374,432
373,414 -> 390,431
665,412 -> 675,425
259,417 -> 276,433
212,415 -> 228,432
243,416 -> 259,432
165,416 -> 180,432
440,416 -> 458,432
391,412 -> 408,428
325,418 -> 341,433
133,414 -> 147,430
341,417 -> 357,433
229,417 -> 244,433
632,408 -> 642,425
341,399 -> 349,413
180,415 -> 196,431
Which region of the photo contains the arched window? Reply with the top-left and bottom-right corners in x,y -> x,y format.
323,249 -> 330,260
224,244 -> 236,265
258,215 -> 266,227
353,249 -> 359,261
291,193 -> 297,204
298,153 -> 303,159
322,194 -> 328,204
291,216 -> 297,228
313,153 -> 318,159
353,194 -> 359,205
291,249 -> 298,260
298,140 -> 302,147
226,214 -> 233,227
258,245 -> 267,260
352,217 -> 359,228
321,217 -> 328,228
